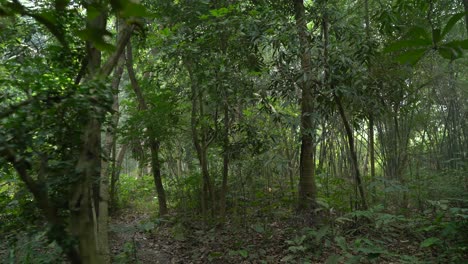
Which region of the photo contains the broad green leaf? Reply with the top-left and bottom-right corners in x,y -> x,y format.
120,2 -> 152,18
210,7 -> 230,17
238,249 -> 248,258
441,13 -> 465,38
76,28 -> 115,52
406,26 -> 431,40
396,48 -> 427,65
444,39 -> 468,50
438,46 -> 462,60
384,39 -> 431,53
420,237 -> 441,248
253,224 -> 265,233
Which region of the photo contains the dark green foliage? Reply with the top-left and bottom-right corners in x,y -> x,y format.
1,0 -> 467,262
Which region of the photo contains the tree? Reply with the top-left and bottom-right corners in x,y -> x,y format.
293,0 -> 318,215
125,39 -> 168,216
0,0 -> 140,262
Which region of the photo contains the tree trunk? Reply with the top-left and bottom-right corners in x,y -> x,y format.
185,58 -> 215,218
73,119 -> 103,264
70,7 -> 108,263
334,95 -> 368,210
126,40 -> 168,216
149,140 -> 168,215
294,0 -> 318,214
220,97 -> 229,219
365,0 -> 376,201
369,115 -> 376,198
98,52 -> 124,264
110,144 -> 127,212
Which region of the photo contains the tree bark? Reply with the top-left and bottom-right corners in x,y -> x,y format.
369,115 -> 376,197
365,0 -> 376,201
294,0 -> 318,214
220,96 -> 229,219
72,119 -> 103,264
185,58 -> 215,218
72,10 -> 133,263
126,40 -> 168,216
334,95 -> 369,210
149,140 -> 168,215
70,8 -> 108,263
110,144 -> 127,212
97,56 -> 124,264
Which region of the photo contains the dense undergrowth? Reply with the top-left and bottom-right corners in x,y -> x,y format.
2,172 -> 466,263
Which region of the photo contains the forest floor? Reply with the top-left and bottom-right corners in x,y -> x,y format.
0,207 -> 459,263
109,211 -> 302,264
108,209 -> 426,264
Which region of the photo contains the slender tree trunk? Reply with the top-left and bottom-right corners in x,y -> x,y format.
334,95 -> 368,210
185,59 -> 215,218
218,18 -> 230,220
365,0 -> 376,201
369,115 -> 376,197
107,57 -> 124,213
110,144 -> 127,212
126,41 -> 168,216
283,124 -> 297,200
149,140 -> 168,215
220,97 -> 229,219
294,0 -> 318,214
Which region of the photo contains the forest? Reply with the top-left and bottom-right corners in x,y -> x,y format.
0,0 -> 467,263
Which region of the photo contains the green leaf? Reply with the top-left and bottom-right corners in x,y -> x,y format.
437,46 -> 462,60
280,254 -> 295,262
335,236 -> 347,251
253,224 -> 265,233
315,225 -> 330,243
406,26 -> 431,40
420,237 -> 441,248
30,11 -> 67,47
76,27 -> 115,52
238,249 -> 248,258
441,13 -> 465,38
139,221 -> 155,232
208,251 -> 223,258
444,39 -> 468,50
396,48 -> 427,65
288,245 -> 306,253
209,7 -> 230,18
120,2 -> 152,18
384,39 -> 431,53
325,254 -> 341,264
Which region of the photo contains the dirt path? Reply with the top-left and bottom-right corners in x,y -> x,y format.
109,214 -> 173,264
